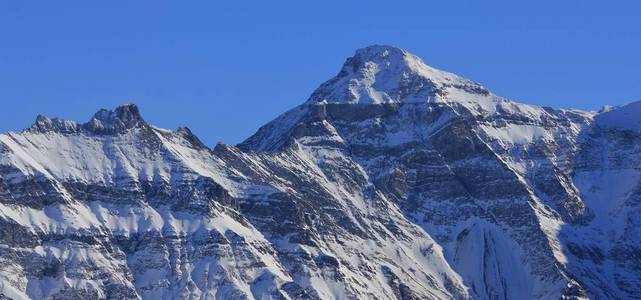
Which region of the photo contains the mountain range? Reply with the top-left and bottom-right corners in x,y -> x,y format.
1,45 -> 640,299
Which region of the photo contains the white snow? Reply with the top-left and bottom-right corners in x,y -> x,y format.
594,100 -> 641,131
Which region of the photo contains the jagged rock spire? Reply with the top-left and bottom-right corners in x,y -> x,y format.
29,114 -> 79,134
28,103 -> 147,135
83,103 -> 147,134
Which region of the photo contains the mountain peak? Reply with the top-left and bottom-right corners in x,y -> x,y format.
93,103 -> 143,125
84,103 -> 146,134
307,45 -> 485,105
351,44 -> 407,63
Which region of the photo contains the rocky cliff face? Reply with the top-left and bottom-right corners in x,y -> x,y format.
1,45 -> 639,299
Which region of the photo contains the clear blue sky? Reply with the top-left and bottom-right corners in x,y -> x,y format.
1,1 -> 640,145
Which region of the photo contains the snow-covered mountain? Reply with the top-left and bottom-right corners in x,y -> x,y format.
1,45 -> 640,299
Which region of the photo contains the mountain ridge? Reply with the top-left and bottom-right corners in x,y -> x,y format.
1,45 -> 640,299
